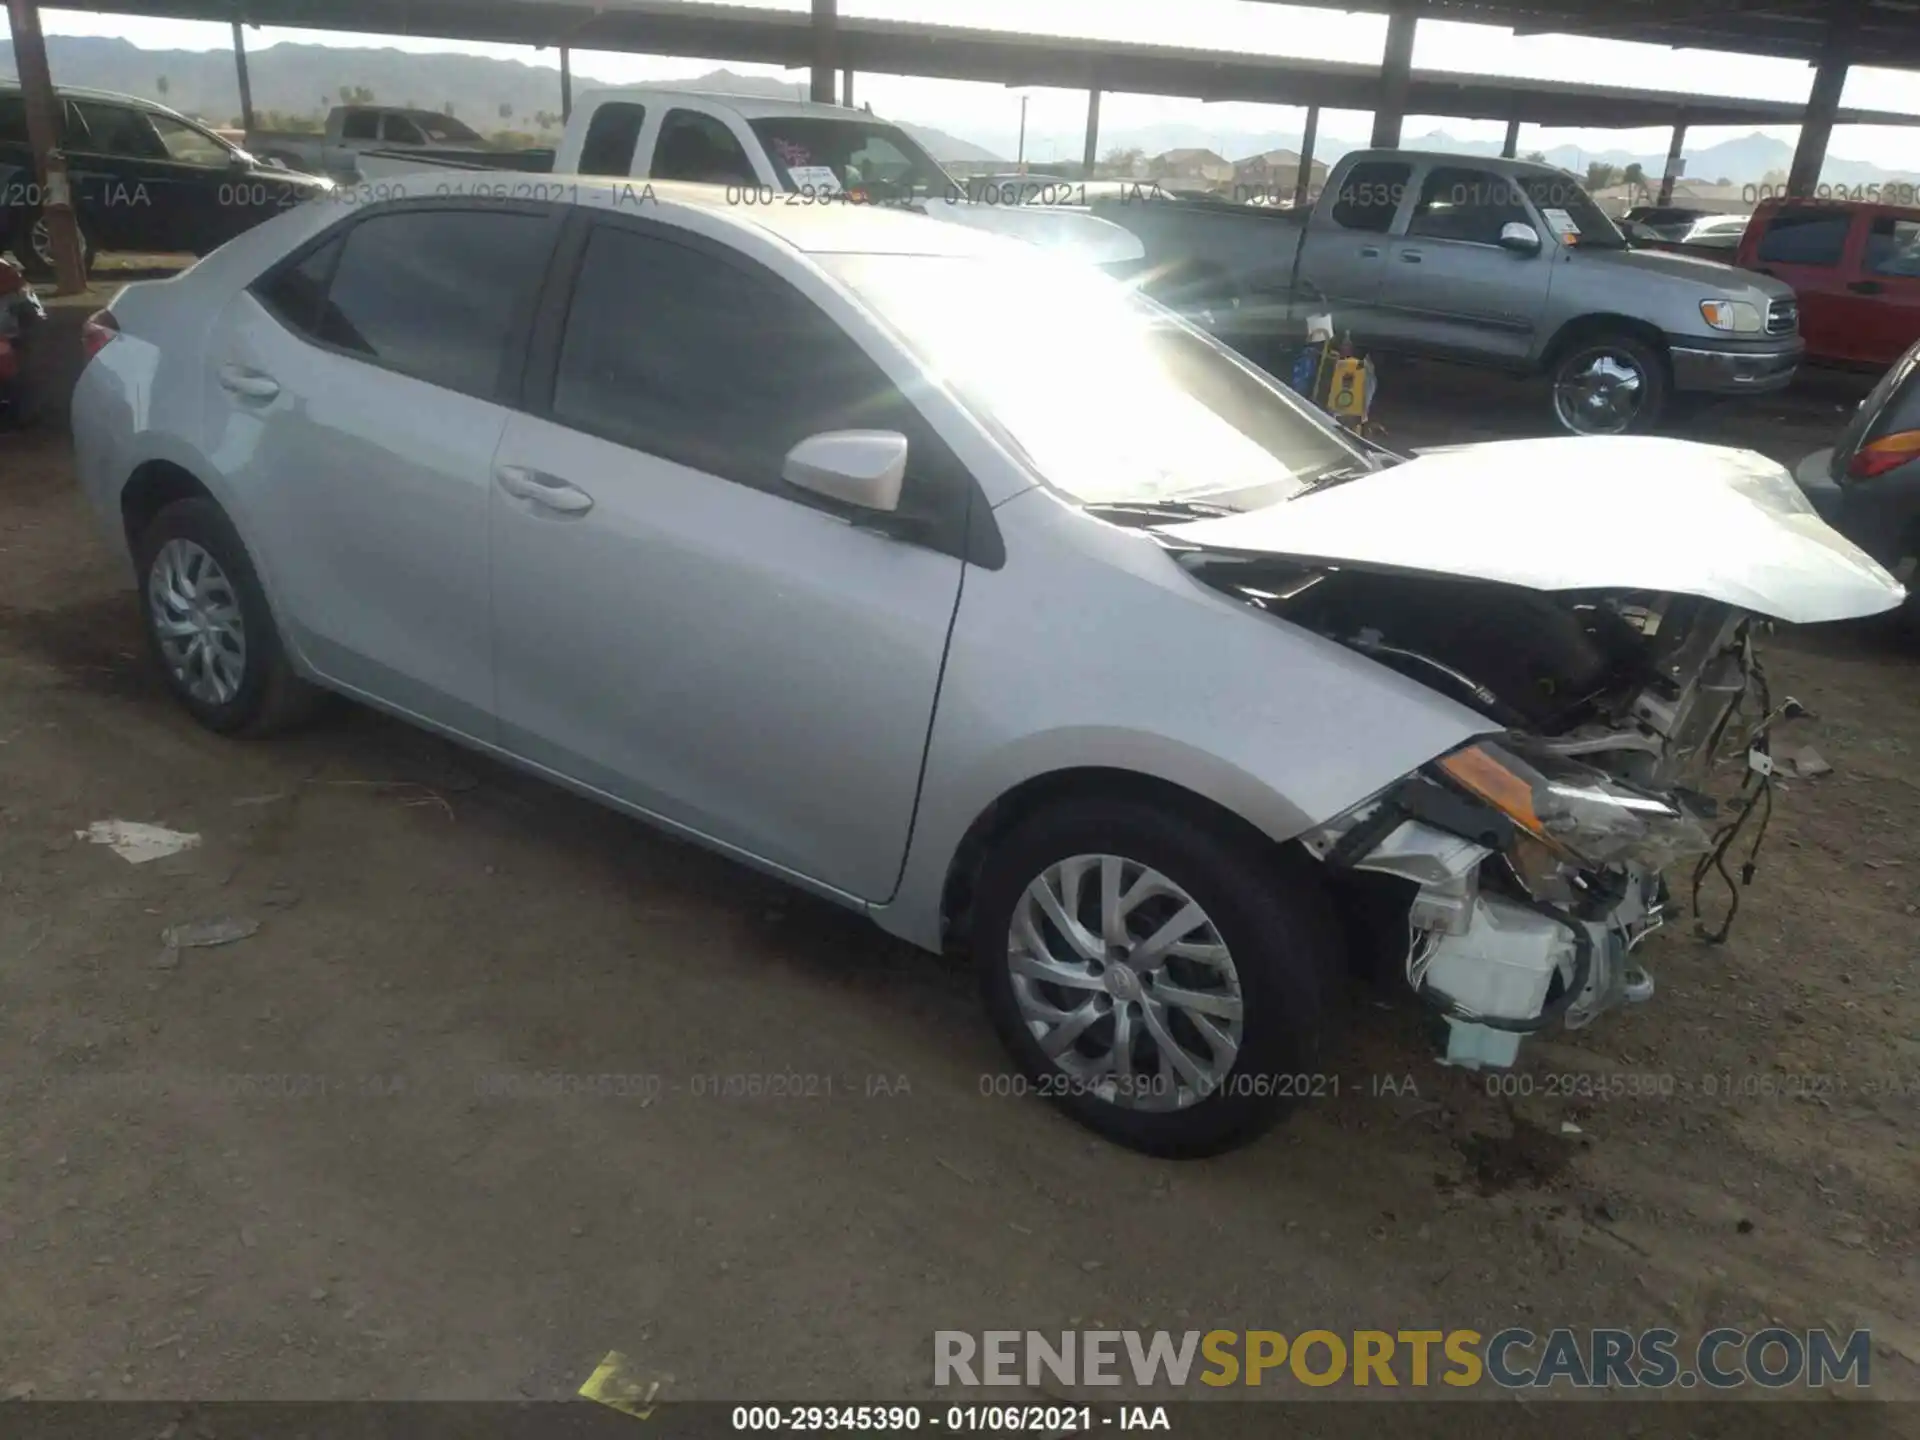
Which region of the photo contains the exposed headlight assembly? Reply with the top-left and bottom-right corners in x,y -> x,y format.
1437,740 -> 1713,872
1699,298 -> 1763,334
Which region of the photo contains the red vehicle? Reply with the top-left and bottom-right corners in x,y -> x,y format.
1736,197 -> 1920,368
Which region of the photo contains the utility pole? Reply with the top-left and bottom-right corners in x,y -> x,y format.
5,0 -> 87,293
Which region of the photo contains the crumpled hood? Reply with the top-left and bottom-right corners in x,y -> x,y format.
918,200 -> 1147,266
1162,436 -> 1906,625
1580,245 -> 1793,302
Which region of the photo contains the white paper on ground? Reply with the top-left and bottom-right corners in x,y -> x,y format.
78,820 -> 201,864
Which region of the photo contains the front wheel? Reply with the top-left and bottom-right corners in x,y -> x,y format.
973,798 -> 1344,1157
1549,333 -> 1668,435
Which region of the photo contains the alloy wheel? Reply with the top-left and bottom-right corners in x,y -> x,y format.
148,538 -> 248,706
1007,854 -> 1244,1112
1553,350 -> 1645,435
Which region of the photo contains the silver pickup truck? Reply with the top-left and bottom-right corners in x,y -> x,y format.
1094,150 -> 1803,435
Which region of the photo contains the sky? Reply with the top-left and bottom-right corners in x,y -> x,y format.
30,0 -> 1920,167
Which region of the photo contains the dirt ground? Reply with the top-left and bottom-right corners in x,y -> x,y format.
1,356 -> 1917,1424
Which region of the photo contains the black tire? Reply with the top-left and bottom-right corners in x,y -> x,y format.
8,210 -> 94,283
1548,331 -> 1669,436
134,497 -> 320,737
973,797 -> 1344,1158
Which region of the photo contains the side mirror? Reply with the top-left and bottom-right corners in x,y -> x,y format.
1499,221 -> 1542,255
783,430 -> 908,513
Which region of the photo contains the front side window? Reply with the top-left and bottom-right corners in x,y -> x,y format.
1865,216 -> 1920,278
551,225 -> 947,504
1756,207 -> 1851,267
651,110 -> 757,186
1515,171 -> 1626,249
149,114 -> 232,167
746,118 -> 952,198
383,115 -> 427,145
1330,161 -> 1411,233
1408,166 -> 1531,245
828,252 -> 1362,509
273,207 -> 553,399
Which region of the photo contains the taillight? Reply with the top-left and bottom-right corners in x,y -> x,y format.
81,309 -> 120,361
1847,428 -> 1920,480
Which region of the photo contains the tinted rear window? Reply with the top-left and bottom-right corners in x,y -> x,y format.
0,95 -> 27,145
577,102 -> 646,176
306,208 -> 552,399
1833,339 -> 1920,472
1756,207 -> 1851,266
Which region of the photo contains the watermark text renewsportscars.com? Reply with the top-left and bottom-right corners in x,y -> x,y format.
934,1327 -> 1871,1391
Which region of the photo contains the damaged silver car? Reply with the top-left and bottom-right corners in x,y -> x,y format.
74,186 -> 1906,1158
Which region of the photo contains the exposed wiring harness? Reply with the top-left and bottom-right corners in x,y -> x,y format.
1689,644 -> 1800,945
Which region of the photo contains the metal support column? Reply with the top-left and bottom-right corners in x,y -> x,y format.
1370,1 -> 1418,149
1083,88 -> 1101,177
810,0 -> 838,105
232,20 -> 256,132
560,45 -> 573,122
1501,117 -> 1520,158
1658,120 -> 1688,205
1787,8 -> 1859,197
4,0 -> 86,292
842,68 -> 853,107
1294,104 -> 1319,208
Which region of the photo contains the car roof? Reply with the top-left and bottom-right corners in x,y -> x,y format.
573,86 -> 878,124
0,81 -> 179,114
360,173 -> 1022,259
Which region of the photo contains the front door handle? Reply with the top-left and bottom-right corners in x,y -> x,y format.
217,364 -> 280,401
1398,250 -> 1423,263
1848,279 -> 1884,295
497,464 -> 594,515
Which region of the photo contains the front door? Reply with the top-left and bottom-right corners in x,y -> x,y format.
1750,204 -> 1858,362
204,200 -> 561,736
489,217 -> 970,901
1379,163 -> 1548,367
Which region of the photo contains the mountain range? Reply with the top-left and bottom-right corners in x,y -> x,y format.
6,35 -> 1915,186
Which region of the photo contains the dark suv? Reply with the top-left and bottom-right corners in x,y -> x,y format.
1,84 -> 331,278
1795,334 -> 1920,630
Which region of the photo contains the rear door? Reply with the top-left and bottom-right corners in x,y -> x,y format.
1379,163 -> 1547,366
1297,159 -> 1411,342
488,215 -> 974,900
1748,203 -> 1858,362
1851,209 -> 1920,367
206,200 -> 562,736
63,100 -> 163,254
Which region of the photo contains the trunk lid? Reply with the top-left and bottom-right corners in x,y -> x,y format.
1161,435 -> 1906,625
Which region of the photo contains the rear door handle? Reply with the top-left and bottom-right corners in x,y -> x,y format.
1848,279 -> 1884,294
1358,246 -> 1382,259
217,364 -> 280,401
496,464 -> 594,515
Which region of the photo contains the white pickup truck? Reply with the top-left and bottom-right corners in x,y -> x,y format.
360,87 -> 1143,268
249,105 -> 551,184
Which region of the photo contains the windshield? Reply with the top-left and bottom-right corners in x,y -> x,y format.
1517,171 -> 1628,250
826,253 -> 1364,509
747,118 -> 954,198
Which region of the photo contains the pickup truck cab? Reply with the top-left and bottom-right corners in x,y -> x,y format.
251,106 -> 551,185
2,83 -> 331,278
1097,150 -> 1803,435
405,86 -> 1143,269
1736,196 -> 1920,368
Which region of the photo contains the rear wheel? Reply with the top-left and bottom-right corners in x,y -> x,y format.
135,498 -> 320,736
973,798 -> 1344,1157
1549,332 -> 1668,435
10,210 -> 94,282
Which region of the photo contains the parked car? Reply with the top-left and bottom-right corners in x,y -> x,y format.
1677,214 -> 1751,253
70,177 -> 1903,1155
1090,150 -> 1803,436
249,105 -> 550,184
0,254 -> 43,426
1,84 -> 332,278
1736,196 -> 1920,368
383,87 -> 1144,269
1794,335 -> 1920,629
1623,204 -> 1710,242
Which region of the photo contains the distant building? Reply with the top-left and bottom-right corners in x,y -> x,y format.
1149,147 -> 1234,187
1231,148 -> 1328,199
